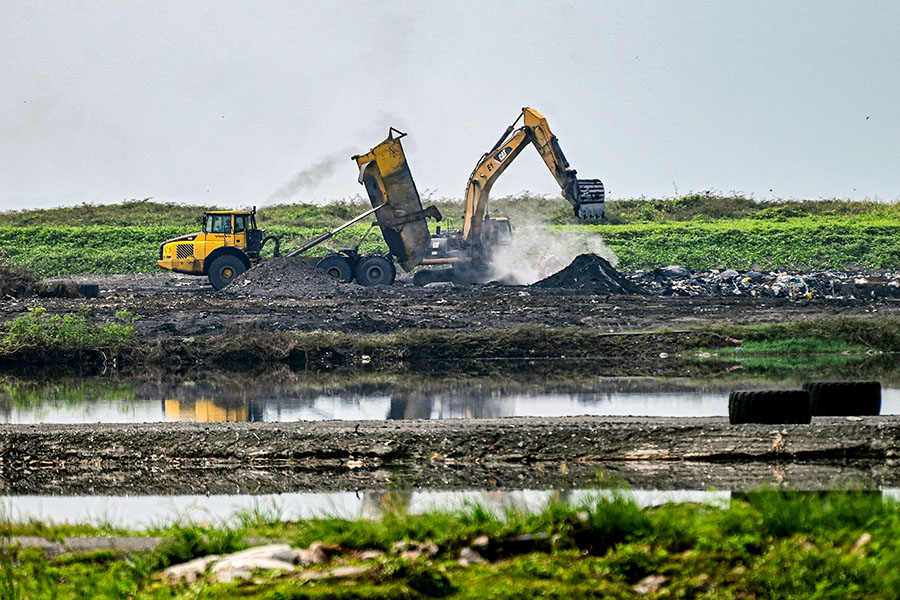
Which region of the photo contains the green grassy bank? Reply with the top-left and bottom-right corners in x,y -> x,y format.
0,311 -> 897,378
2,491 -> 899,598
2,196 -> 900,276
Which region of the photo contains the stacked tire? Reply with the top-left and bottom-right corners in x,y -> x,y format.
803,381 -> 881,416
728,390 -> 812,424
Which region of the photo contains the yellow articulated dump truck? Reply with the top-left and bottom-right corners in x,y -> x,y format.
157,128 -> 441,289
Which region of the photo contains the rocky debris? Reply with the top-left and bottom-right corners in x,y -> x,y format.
634,574 -> 669,595
223,256 -> 356,298
159,542 -> 370,585
533,254 -> 646,294
458,547 -> 489,567
626,266 -> 900,300
293,541 -> 329,566
392,540 -> 439,560
160,544 -> 295,584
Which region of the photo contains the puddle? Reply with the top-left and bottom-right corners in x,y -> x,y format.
1,376 -> 898,423
0,489 -> 732,529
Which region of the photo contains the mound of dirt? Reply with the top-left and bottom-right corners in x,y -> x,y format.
1,260 -> 94,299
224,257 -> 354,297
533,254 -> 646,294
0,261 -> 40,298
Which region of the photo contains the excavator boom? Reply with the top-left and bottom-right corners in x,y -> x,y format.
462,107 -> 605,246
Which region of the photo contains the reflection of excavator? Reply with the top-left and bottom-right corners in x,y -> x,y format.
411,107 -> 605,285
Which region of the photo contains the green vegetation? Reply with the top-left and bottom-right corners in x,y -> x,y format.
2,195 -> 900,275
1,316 -> 898,377
2,491 -> 899,598
0,223 -> 390,276
0,308 -> 136,354
594,214 -> 900,270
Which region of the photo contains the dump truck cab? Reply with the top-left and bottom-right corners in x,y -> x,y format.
158,209 -> 274,289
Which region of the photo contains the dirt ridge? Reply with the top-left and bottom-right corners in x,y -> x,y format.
2,417 -> 899,495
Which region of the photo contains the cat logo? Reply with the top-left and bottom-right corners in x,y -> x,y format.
494,146 -> 512,162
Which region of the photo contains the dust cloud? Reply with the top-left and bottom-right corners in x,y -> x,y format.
489,225 -> 619,285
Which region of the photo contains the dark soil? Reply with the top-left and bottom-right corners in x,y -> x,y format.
2,417 -> 898,495
224,256 -> 354,298
0,262 -> 40,298
0,263 -> 86,299
534,253 -> 646,294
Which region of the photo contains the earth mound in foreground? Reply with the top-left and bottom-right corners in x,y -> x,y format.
224,257 -> 353,297
534,254 -> 646,294
0,261 -> 88,299
0,262 -> 40,298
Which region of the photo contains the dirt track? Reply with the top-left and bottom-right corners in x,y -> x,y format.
1,417 -> 898,495
4,273 -> 896,339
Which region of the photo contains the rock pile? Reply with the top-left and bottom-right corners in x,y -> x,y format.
626,266 -> 900,299
533,254 -> 646,294
224,256 -> 354,298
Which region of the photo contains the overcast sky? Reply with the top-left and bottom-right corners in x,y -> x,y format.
1,0 -> 898,210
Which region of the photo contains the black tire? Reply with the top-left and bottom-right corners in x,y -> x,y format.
728,390 -> 812,424
208,255 -> 246,290
355,255 -> 396,286
803,381 -> 881,416
316,254 -> 354,283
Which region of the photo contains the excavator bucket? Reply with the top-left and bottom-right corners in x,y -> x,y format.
353,129 -> 440,272
575,179 -> 606,221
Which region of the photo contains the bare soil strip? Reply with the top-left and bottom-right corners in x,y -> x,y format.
2,417 -> 898,495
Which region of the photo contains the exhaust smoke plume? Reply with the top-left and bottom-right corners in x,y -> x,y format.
268,151 -> 351,203
489,224 -> 619,285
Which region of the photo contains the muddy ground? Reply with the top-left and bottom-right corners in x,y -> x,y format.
1,417 -> 898,495
5,272 -> 895,340
3,272 -> 900,495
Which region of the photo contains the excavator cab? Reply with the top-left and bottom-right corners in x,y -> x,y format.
483,217 -> 513,247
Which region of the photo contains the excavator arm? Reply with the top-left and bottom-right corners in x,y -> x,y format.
462,107 -> 605,246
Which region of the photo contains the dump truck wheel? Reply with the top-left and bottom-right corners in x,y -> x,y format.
803,381 -> 881,416
728,390 -> 812,424
355,256 -> 395,286
316,255 -> 353,283
208,255 -> 245,290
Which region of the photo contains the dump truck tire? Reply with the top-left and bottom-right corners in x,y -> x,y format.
316,255 -> 354,283
208,255 -> 245,290
803,381 -> 881,416
355,256 -> 395,286
728,390 -> 812,424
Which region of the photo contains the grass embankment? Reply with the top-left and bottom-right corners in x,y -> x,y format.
1,311 -> 897,378
3,195 -> 900,276
3,491 -> 899,598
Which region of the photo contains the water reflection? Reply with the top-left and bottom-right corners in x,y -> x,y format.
0,376 -> 897,424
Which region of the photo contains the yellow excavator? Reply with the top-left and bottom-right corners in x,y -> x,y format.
410,107 -> 605,285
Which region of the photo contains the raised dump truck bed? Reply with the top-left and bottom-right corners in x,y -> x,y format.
352,128 -> 441,272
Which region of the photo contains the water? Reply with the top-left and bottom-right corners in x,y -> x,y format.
0,376 -> 897,424
1,489 -> 732,528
